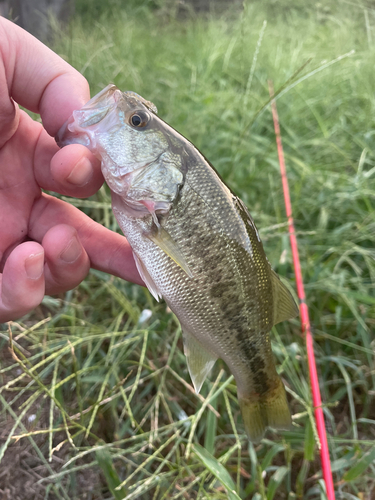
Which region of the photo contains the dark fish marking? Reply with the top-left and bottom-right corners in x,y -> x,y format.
210,281 -> 236,299
250,354 -> 266,372
236,337 -> 269,394
233,323 -> 247,338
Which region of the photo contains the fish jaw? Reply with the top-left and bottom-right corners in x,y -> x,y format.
56,84 -> 121,149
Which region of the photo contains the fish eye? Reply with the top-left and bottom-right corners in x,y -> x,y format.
130,111 -> 149,128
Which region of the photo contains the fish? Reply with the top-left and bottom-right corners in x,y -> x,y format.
56,84 -> 299,442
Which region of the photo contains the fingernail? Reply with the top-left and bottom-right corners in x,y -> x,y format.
66,156 -> 93,186
25,252 -> 44,280
60,236 -> 82,263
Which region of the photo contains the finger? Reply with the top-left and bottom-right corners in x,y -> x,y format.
0,242 -> 45,322
50,144 -> 103,191
0,17 -> 89,136
0,112 -> 41,258
42,224 -> 90,295
0,92 -> 19,148
29,193 -> 143,286
0,20 -> 20,146
33,127 -> 104,197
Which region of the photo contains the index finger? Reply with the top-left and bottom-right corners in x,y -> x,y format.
0,17 -> 89,135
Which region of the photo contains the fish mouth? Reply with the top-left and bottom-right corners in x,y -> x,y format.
56,84 -> 121,148
55,120 -> 71,147
55,118 -> 93,148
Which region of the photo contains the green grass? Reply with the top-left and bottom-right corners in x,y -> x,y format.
1,0 -> 375,498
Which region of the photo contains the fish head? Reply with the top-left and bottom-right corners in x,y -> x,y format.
56,85 -> 185,218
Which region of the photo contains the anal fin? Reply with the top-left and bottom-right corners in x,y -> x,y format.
182,329 -> 217,394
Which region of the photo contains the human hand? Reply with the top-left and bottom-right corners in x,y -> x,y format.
0,17 -> 142,323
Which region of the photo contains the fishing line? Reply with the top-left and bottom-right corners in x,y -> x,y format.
268,80 -> 335,500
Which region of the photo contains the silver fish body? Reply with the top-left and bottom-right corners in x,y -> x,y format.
57,85 -> 298,441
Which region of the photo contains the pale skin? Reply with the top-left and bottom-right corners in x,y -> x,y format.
0,17 -> 142,322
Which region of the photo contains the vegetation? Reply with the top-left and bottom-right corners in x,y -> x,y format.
1,0 -> 375,498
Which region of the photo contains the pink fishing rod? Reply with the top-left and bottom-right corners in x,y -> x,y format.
268,80 -> 335,500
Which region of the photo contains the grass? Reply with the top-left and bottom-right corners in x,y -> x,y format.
1,0 -> 375,498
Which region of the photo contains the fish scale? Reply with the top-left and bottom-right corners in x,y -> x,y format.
164,180 -> 275,390
56,84 -> 299,442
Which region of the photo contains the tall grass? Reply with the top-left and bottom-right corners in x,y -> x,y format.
1,1 -> 375,498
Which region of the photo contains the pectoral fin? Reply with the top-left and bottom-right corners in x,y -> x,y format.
147,227 -> 193,278
182,329 -> 217,393
133,252 -> 162,302
270,270 -> 299,325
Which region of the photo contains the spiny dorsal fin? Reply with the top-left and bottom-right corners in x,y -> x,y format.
270,270 -> 299,325
147,227 -> 193,278
182,329 -> 217,394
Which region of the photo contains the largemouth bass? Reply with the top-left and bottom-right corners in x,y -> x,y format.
57,85 -> 298,442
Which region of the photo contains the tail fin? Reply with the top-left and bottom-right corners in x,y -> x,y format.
239,378 -> 292,442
